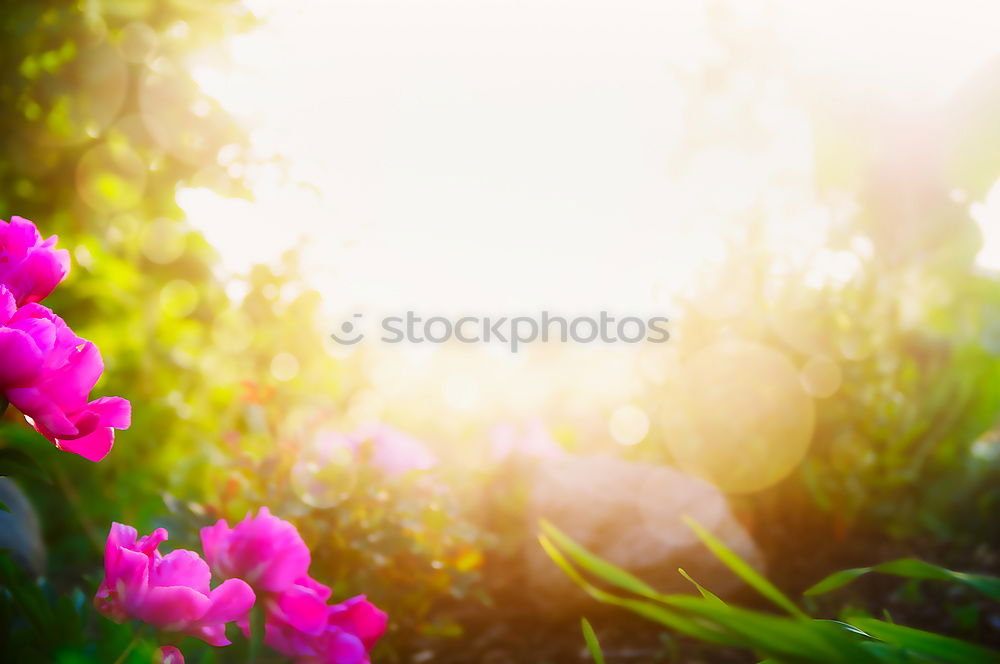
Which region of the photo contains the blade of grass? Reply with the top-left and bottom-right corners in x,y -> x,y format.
678,568 -> 726,606
540,534 -> 875,662
540,520 -> 661,600
539,535 -> 739,645
662,595 -> 876,664
848,617 -> 1000,664
683,515 -> 807,619
805,558 -> 1000,603
581,618 -> 606,664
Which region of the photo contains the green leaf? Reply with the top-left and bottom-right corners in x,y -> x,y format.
803,567 -> 872,597
581,618 -> 606,664
805,558 -> 1000,603
0,448 -> 50,484
539,520 -> 661,600
538,535 -> 736,645
0,551 -> 53,640
540,534 -> 876,662
848,617 -> 1000,663
683,516 -> 807,619
678,568 -> 726,606
661,596 -> 876,664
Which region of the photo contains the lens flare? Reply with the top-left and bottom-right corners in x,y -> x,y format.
663,341 -> 815,493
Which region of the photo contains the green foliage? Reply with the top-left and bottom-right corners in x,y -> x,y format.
1,1 -> 1000,662
542,519 -> 1000,664
0,552 -> 157,663
0,0 -> 488,657
654,229 -> 1000,541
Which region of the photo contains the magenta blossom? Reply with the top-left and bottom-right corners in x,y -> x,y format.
0,216 -> 69,307
203,509 -> 329,637
95,523 -> 255,646
249,578 -> 387,664
201,507 -> 313,593
203,509 -> 387,663
0,286 -> 130,461
155,646 -> 185,664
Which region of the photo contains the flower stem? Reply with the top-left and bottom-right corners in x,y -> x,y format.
112,625 -> 148,664
50,460 -> 102,551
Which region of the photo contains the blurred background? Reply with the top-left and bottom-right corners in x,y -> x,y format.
2,0 -> 1000,662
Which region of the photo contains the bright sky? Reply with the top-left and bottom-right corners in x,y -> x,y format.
178,0 -> 1000,317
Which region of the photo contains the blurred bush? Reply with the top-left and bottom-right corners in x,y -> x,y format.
0,2 -> 487,656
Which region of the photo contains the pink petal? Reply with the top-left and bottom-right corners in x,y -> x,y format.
328,596 -> 388,649
38,342 -> 103,412
271,583 -> 329,635
6,386 -> 78,437
296,575 -> 333,602
6,247 -> 69,305
317,630 -> 368,664
224,507 -> 311,591
184,623 -> 231,647
138,585 -> 211,631
199,578 -> 255,625
106,547 -> 152,618
136,528 -> 169,556
106,523 -> 139,556
200,520 -> 231,571
9,315 -> 57,355
1,217 -> 40,258
0,327 -> 43,387
53,426 -> 115,462
0,286 -> 15,323
87,396 -> 131,429
153,550 -> 212,595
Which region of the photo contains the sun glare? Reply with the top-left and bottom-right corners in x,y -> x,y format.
175,0 -> 1000,483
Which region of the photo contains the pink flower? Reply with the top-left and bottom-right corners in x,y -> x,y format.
203,509 -> 330,639
201,507 -> 312,593
324,595 -> 388,654
490,420 -> 563,462
0,286 -> 130,461
317,424 -> 437,476
255,580 -> 387,664
0,216 -> 69,307
154,646 -> 185,664
95,523 -> 256,646
203,509 -> 387,663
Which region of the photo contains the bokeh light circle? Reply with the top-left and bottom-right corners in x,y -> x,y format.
119,22 -> 159,63
36,43 -> 127,147
291,435 -> 358,509
609,404 -> 649,446
159,279 -> 199,318
769,291 -> 837,357
140,62 -> 231,164
663,340 -> 815,493
141,218 -> 187,264
270,352 -> 300,381
76,142 -> 147,212
211,309 -> 253,354
799,355 -> 842,398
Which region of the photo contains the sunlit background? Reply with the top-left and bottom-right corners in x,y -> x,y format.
170,0 -> 1000,470
5,1 -> 1000,660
